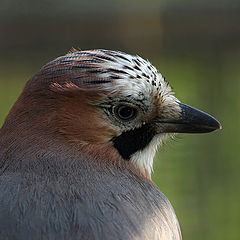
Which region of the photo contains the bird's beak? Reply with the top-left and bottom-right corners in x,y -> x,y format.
156,102 -> 222,134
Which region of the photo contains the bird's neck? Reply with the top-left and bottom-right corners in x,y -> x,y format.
0,93 -> 152,181
0,119 -> 150,182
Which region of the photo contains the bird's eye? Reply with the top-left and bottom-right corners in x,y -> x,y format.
114,105 -> 137,121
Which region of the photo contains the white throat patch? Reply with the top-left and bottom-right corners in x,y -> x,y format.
130,133 -> 172,177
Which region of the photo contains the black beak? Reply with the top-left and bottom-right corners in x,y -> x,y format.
158,102 -> 222,133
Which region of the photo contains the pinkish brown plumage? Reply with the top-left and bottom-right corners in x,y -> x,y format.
0,49 -> 221,240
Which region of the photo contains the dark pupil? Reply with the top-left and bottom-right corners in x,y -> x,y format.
117,106 -> 135,120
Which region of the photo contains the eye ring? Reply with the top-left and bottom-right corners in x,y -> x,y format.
114,105 -> 137,121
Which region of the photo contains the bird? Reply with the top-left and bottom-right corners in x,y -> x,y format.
0,49 -> 221,240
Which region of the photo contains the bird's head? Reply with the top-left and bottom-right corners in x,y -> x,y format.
4,49 -> 221,179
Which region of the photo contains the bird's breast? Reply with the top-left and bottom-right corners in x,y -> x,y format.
0,154 -> 181,240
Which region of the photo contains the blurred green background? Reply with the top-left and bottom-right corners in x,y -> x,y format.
0,0 -> 240,239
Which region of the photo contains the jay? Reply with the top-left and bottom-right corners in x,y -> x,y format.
0,49 -> 221,240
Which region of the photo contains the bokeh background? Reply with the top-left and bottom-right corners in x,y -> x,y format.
1,0 -> 240,239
